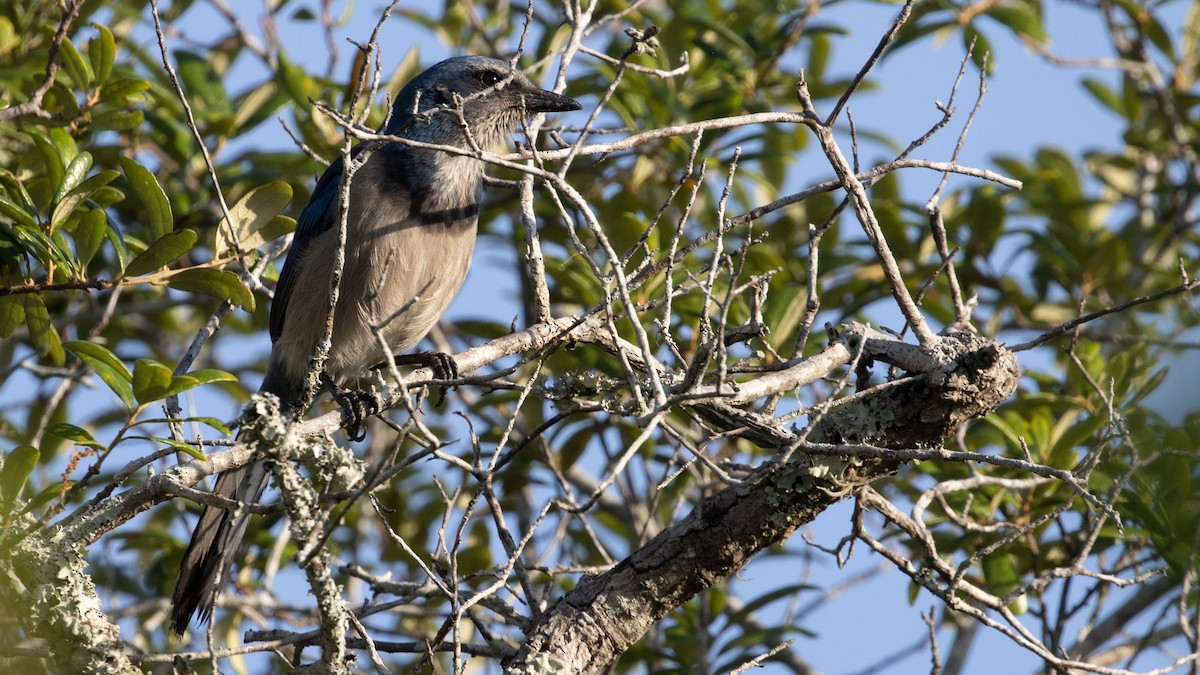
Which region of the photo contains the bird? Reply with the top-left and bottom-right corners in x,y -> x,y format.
170,55 -> 581,635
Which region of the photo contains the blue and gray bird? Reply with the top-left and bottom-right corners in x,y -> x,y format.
171,56 -> 580,634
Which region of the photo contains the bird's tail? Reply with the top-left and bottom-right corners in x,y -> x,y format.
171,365 -> 301,636
170,455 -> 270,635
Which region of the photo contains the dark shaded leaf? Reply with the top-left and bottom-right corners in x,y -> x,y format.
24,293 -> 63,365
73,208 -> 107,268
48,423 -> 104,448
0,295 -> 23,337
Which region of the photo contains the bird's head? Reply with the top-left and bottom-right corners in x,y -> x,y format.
386,56 -> 581,150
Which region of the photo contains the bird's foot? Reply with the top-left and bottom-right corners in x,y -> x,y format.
376,350 -> 459,406
321,373 -> 381,442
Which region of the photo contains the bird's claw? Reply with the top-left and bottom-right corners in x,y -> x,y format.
322,373 -> 381,442
379,350 -> 459,406
414,350 -> 457,406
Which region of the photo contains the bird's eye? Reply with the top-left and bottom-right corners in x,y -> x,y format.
480,71 -> 503,86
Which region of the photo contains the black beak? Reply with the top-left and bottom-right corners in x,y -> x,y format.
521,87 -> 582,113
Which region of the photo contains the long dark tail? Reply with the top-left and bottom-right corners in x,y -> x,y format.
171,365 -> 301,636
170,457 -> 270,635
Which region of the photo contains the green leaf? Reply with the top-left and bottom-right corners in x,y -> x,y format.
1139,13 -> 1175,59
124,228 -> 197,277
175,50 -> 233,117
90,109 -> 145,132
132,358 -> 173,404
0,17 -> 15,55
278,52 -> 318,104
118,156 -> 173,241
982,551 -> 1027,613
1,445 -> 39,506
59,35 -> 93,88
88,24 -> 116,85
1081,78 -> 1124,117
26,131 -> 64,199
52,150 -> 92,210
20,480 -> 73,515
257,215 -> 296,248
0,171 -> 37,214
64,340 -> 135,408
50,167 -> 118,232
48,230 -> 77,275
24,293 -> 64,365
139,416 -> 233,436
215,181 -> 293,255
162,368 -> 237,399
47,128 -> 78,163
0,295 -> 24,337
232,80 -> 288,134
987,5 -> 1048,42
126,436 -> 207,460
48,423 -> 104,448
73,208 -> 107,268
166,268 -> 255,311
1184,2 -> 1200,89
105,221 -> 129,272
154,437 -> 207,460
99,77 -> 151,104
0,193 -> 37,229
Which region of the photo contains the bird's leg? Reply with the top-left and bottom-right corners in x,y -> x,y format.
376,350 -> 459,406
320,373 -> 380,442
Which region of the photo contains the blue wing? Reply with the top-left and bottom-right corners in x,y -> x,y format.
269,156 -> 343,343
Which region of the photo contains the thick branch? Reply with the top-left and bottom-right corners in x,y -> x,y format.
507,332 -> 1020,673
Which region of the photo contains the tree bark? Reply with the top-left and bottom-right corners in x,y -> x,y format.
507,329 -> 1021,674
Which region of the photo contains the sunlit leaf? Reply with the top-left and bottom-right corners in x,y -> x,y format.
132,358 -> 174,404
162,368 -> 237,400
118,156 -> 173,241
0,193 -> 37,229
88,24 -> 115,86
124,228 -> 197,277
64,340 -> 135,408
139,416 -> 234,436
51,151 -> 92,210
129,436 -> 207,460
215,181 -> 293,256
50,168 -> 118,232
58,35 -> 93,89
0,445 -> 39,506
166,268 -> 255,311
